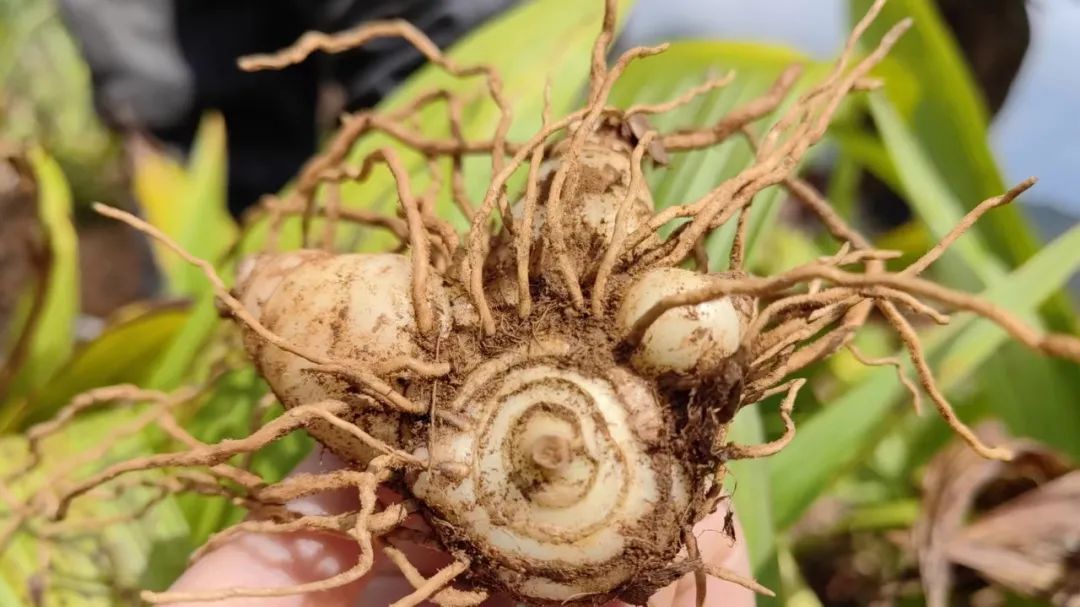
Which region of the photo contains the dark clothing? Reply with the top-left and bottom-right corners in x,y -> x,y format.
58,0 -> 516,217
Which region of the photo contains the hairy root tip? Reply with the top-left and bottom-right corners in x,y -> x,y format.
749,581 -> 776,598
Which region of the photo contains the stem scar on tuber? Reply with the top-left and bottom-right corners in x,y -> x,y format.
4,0 -> 1080,605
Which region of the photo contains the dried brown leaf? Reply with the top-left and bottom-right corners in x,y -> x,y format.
916,422 -> 1073,607
947,471 -> 1080,606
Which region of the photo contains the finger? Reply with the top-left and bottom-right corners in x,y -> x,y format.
671,512 -> 755,607
613,508 -> 755,607
166,529 -> 366,607
355,498 -> 518,606
166,449 -> 365,607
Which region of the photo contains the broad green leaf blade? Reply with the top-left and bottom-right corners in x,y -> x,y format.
147,294 -> 222,391
770,219 -> 1080,529
849,0 -> 1029,259
175,113 -> 234,294
4,305 -> 190,431
4,148 -> 79,402
770,365 -> 904,530
132,139 -> 189,279
867,93 -> 1004,286
829,128 -> 902,196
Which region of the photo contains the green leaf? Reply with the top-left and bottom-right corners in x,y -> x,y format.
867,93 -> 1004,286
770,218 -> 1080,528
829,127 -> 901,201
146,294 -> 222,391
0,410 -> 193,604
3,148 -> 79,402
849,0 -> 1033,261
850,0 -> 1078,333
728,406 -> 783,602
2,305 -> 190,431
134,113 -> 234,296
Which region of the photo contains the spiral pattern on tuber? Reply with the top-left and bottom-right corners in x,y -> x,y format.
411,339 -> 692,602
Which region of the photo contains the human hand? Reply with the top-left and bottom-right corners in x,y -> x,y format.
166,452 -> 756,607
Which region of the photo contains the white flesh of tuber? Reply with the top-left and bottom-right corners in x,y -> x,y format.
617,267 -> 749,377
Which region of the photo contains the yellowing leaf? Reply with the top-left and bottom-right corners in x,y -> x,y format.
130,113 -> 234,296
3,148 -> 79,403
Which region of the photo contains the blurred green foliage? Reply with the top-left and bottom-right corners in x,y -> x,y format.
0,0 -> 123,206
1,0 -> 1077,605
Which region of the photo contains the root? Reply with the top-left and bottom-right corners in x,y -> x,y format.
43,471 -> 258,536
320,182 -> 343,251
878,304 -> 1013,460
142,462 -> 387,604
192,485 -> 408,563
701,563 -> 775,597
903,177 -> 1036,277
50,400 -> 424,520
728,206 -> 752,271
9,384 -> 185,482
682,528 -> 707,607
384,545 -> 487,607
386,553 -> 473,607
661,66 -> 803,151
514,82 -> 553,319
465,108 -> 590,333
307,147 -> 458,331
447,95 -> 476,221
622,263 -> 1080,365
542,42 -> 668,309
647,12 -> 912,269
341,148 -> 435,334
846,343 -> 924,415
725,379 -> 804,459
7,2 -> 1072,606
621,71 -> 735,118
621,237 -> 1080,457
591,130 -> 655,315
8,385 -> 214,533
239,19 -> 512,243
